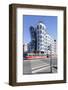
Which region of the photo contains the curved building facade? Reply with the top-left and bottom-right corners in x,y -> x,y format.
36,22 -> 47,53
29,21 -> 57,56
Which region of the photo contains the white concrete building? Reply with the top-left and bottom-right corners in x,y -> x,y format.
29,21 -> 57,56
46,34 -> 56,55
23,43 -> 28,52
36,21 -> 47,53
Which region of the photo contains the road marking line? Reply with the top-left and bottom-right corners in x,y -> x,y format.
32,64 -> 49,70
32,66 -> 51,73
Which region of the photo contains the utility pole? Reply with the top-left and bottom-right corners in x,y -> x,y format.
48,44 -> 52,73
50,44 -> 52,73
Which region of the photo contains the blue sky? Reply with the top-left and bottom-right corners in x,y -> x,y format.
23,15 -> 57,44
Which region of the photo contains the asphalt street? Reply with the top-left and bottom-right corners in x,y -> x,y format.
23,57 -> 57,75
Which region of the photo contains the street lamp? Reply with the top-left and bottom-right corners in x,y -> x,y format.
50,44 -> 52,73
48,44 -> 52,73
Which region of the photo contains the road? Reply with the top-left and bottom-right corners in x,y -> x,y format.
23,57 -> 57,75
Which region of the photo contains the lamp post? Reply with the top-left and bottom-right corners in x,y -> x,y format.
48,44 -> 52,73
50,44 -> 52,73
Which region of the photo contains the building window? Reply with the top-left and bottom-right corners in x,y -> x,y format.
40,44 -> 44,46
40,25 -> 42,29
37,25 -> 39,29
40,47 -> 44,50
40,30 -> 42,34
37,30 -> 39,34
40,30 -> 43,34
39,40 -> 43,42
38,43 -> 39,46
37,46 -> 39,49
39,35 -> 43,38
42,26 -> 44,30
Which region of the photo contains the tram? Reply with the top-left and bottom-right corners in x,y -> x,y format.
24,52 -> 49,60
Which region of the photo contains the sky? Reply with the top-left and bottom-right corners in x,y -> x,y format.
23,15 -> 57,44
